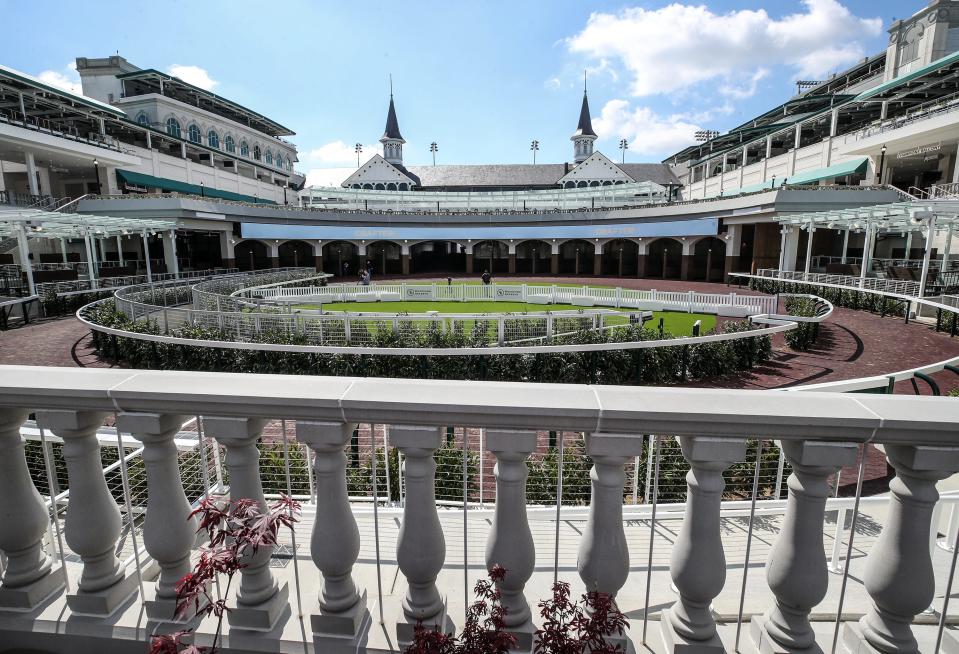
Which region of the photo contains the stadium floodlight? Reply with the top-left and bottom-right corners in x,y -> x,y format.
430,142 -> 438,166
694,130 -> 720,142
354,143 -> 363,167
619,138 -> 629,163
530,139 -> 540,164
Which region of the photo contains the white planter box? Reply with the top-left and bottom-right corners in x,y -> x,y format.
635,300 -> 665,311
379,292 -> 402,302
571,296 -> 595,307
526,295 -> 551,305
716,305 -> 761,317
355,292 -> 377,302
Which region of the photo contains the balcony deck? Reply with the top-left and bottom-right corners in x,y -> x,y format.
1,490 -> 956,653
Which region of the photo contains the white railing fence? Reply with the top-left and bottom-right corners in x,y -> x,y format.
0,368 -> 955,653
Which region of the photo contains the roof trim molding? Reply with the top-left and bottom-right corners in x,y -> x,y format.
558,152 -> 635,184
342,154 -> 417,187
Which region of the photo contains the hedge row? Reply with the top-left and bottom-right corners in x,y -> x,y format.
783,296 -> 821,351
85,300 -> 772,385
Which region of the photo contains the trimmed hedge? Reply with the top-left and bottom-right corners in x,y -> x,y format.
85,300 -> 772,386
783,296 -> 820,351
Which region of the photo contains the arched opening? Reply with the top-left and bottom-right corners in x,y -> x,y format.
322,241 -> 359,277
235,240 -> 270,271
602,239 -> 639,276
278,240 -> 315,269
646,238 -> 683,279
472,240 -> 509,274
367,241 -> 402,275
177,231 -> 223,271
692,237 -> 726,282
515,240 -> 551,274
410,241 -> 466,274
558,239 -> 595,275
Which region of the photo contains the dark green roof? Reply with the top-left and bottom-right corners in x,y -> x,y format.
116,169 -> 277,204
116,69 -> 294,137
855,50 -> 959,102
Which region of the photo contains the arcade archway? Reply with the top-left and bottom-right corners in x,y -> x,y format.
646,238 -> 682,279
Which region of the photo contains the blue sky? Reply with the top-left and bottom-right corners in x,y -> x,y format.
0,0 -> 923,182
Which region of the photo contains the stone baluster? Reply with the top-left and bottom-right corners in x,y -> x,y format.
485,429 -> 537,642
751,440 -> 857,653
844,444 -> 959,653
116,412 -> 197,622
296,420 -> 367,641
389,425 -> 450,642
203,416 -> 289,631
39,410 -> 138,615
577,433 -> 645,599
0,410 -> 64,609
661,436 -> 746,653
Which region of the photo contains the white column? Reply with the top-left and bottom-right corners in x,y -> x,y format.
781,227 -> 800,272
142,232 -> 152,282
204,417 -> 289,630
39,410 -> 138,615
578,434 -> 645,606
389,425 -> 448,635
296,421 -> 367,637
84,232 -> 96,283
25,151 -> 39,196
942,225 -> 954,271
164,230 -> 180,279
485,430 -> 537,628
860,223 -> 874,283
0,410 -> 64,609
116,236 -> 124,266
904,231 -> 914,260
849,445 -> 959,652
841,228 -> 850,263
60,237 -> 68,264
117,412 -> 197,620
16,225 -> 35,296
804,224 -> 815,274
752,441 -> 857,652
662,436 -> 746,653
918,216 -> 936,297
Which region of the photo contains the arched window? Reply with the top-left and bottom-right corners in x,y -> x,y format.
187,124 -> 201,143
265,151 -> 273,165
240,141 -> 249,157
224,135 -> 235,153
275,155 -> 283,169
253,145 -> 261,161
207,129 -> 219,149
136,113 -> 150,127
166,117 -> 181,138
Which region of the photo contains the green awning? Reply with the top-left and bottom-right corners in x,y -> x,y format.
855,50 -> 959,102
116,169 -> 277,205
783,157 -> 869,185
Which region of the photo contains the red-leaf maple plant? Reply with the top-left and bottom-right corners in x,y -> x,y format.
404,568 -> 628,654
148,495 -> 301,654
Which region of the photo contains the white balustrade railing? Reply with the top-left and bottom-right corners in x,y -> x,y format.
0,367 -> 955,652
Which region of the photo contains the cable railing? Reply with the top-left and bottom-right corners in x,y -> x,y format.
0,367 -> 955,653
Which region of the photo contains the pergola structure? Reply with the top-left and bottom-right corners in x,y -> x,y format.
0,207 -> 177,295
776,200 -> 959,296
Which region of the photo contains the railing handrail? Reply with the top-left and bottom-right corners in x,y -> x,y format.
0,364 -> 954,445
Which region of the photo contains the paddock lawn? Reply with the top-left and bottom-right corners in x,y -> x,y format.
294,300 -> 717,335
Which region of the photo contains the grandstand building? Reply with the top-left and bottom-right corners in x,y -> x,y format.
2,1 -> 958,286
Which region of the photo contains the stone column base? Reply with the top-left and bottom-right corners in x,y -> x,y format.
660,608 -> 725,653
750,614 -> 820,654
67,572 -> 139,617
0,567 -> 65,611
396,598 -> 454,650
312,589 -> 368,637
227,581 -> 290,632
841,621 -> 884,654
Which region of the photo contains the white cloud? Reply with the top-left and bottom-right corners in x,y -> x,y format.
567,0 -> 882,98
167,64 -> 218,91
593,99 -> 704,156
545,77 -> 562,91
304,167 -> 354,188
37,62 -> 82,95
303,140 -> 381,167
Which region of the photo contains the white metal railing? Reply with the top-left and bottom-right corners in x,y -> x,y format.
754,268 -> 922,296
0,368 -> 955,653
92,278 -> 794,353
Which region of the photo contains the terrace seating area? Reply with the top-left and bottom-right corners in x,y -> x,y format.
0,367 -> 955,654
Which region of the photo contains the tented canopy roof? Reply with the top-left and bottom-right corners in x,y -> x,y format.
0,207 -> 176,239
776,199 -> 959,233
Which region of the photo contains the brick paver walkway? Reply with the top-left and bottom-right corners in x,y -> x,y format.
2,276 -> 958,395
